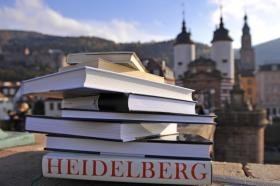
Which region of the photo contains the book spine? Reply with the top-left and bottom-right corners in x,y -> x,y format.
42,153 -> 212,185
62,96 -> 100,110
98,93 -> 129,111
62,93 -> 130,112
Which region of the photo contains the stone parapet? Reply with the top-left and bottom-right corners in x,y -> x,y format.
214,109 -> 269,163
216,109 -> 268,127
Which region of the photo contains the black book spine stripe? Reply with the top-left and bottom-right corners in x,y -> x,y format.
26,115 -> 216,125
26,115 -> 139,124
61,108 -> 216,118
26,130 -> 123,142
46,134 -> 213,145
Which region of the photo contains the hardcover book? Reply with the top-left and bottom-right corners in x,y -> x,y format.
60,57 -> 134,73
20,66 -> 193,101
61,109 -> 216,124
46,133 -> 212,159
60,58 -> 165,83
66,52 -> 147,72
25,116 -> 177,142
42,152 -> 212,185
62,93 -> 196,115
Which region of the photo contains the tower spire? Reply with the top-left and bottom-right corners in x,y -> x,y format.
244,4 -> 248,22
244,13 -> 248,23
219,4 -> 224,27
242,12 -> 250,35
182,3 -> 186,32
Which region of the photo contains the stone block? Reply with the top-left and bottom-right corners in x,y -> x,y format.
213,161 -> 245,177
245,163 -> 280,181
0,131 -> 35,149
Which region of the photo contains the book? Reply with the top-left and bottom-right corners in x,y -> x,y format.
60,58 -> 165,83
61,109 -> 216,124
42,152 -> 212,185
20,66 -> 193,101
60,58 -> 134,73
46,134 -> 212,159
25,116 -> 177,142
66,52 -> 147,72
121,71 -> 165,83
62,93 -> 196,115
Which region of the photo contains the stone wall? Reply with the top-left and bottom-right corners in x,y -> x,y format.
214,109 -> 268,163
215,126 -> 264,163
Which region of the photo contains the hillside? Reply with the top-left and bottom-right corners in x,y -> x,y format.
254,38 -> 280,67
0,30 -> 210,80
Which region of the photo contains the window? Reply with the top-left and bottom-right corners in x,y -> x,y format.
178,62 -> 183,66
49,102 -> 54,111
247,79 -> 252,85
273,108 -> 277,115
222,73 -> 228,77
222,59 -> 227,63
222,89 -> 227,94
247,88 -> 252,95
57,103 -> 61,109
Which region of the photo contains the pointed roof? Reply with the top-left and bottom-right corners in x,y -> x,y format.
242,14 -> 250,35
211,16 -> 233,43
174,19 -> 194,45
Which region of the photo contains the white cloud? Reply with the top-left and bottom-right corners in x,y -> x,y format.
0,0 -> 170,43
209,0 -> 280,47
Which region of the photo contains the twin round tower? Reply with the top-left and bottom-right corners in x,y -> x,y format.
173,15 -> 234,85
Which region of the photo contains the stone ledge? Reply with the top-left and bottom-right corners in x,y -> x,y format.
0,131 -> 35,149
1,134 -> 280,185
212,161 -> 280,185
0,151 -> 280,185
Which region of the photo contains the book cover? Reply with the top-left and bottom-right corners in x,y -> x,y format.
20,66 -> 193,101
66,52 -> 147,72
61,109 -> 216,124
62,93 -> 196,115
60,58 -> 165,83
42,152 -> 212,185
25,115 -> 178,142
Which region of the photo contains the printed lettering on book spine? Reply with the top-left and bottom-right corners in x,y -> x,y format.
42,155 -> 212,185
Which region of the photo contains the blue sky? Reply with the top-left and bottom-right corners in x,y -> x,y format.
0,0 -> 279,48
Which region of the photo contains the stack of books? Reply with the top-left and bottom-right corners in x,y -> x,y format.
23,52 -> 216,185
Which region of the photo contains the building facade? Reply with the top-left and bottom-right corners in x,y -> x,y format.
183,57 -> 222,111
174,15 -> 234,108
257,64 -> 280,119
240,73 -> 257,106
143,58 -> 175,85
44,98 -> 62,117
